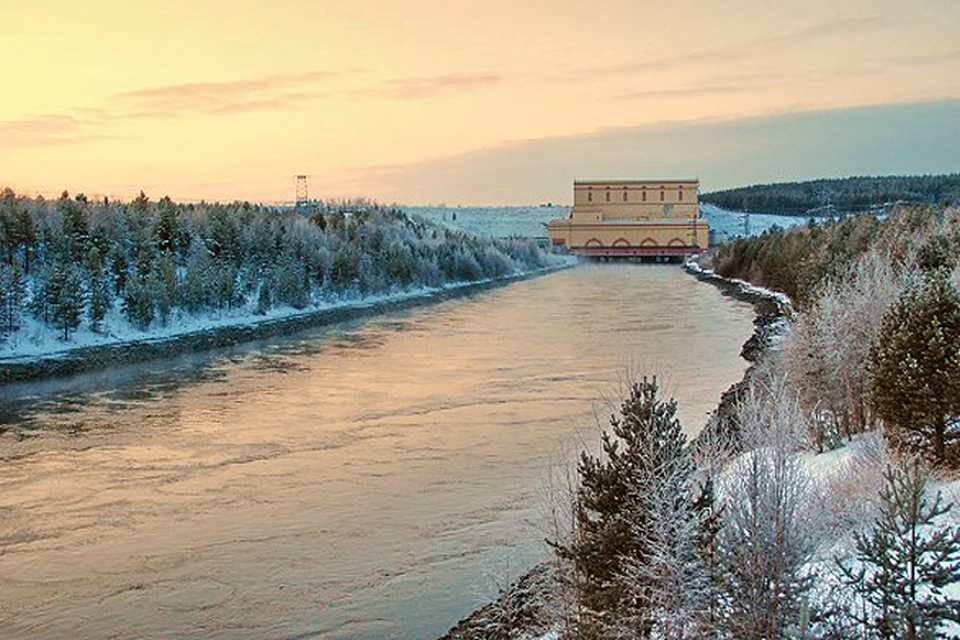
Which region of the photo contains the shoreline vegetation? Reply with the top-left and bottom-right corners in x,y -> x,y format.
0,265 -> 570,384
439,265 -> 792,640
0,189 -> 567,383
441,201 -> 960,639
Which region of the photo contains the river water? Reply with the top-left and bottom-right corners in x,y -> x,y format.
0,265 -> 754,639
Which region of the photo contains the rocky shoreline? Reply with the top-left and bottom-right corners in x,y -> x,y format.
0,265 -> 570,385
684,264 -> 794,449
436,263 -> 795,640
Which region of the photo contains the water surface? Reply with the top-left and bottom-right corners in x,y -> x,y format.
0,265 -> 754,638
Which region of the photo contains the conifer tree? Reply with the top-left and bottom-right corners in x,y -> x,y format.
155,255 -> 177,325
47,261 -> 84,340
84,247 -> 110,332
555,377 -> 701,639
837,458 -> 960,639
122,275 -> 155,330
0,262 -> 25,338
155,196 -> 181,254
869,273 -> 960,464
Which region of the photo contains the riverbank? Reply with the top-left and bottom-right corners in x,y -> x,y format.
683,262 -> 794,448
0,264 -> 572,384
436,262 -> 794,639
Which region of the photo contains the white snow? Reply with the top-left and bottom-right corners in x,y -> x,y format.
798,434 -> 960,636
402,204 -> 813,241
0,265 -> 570,363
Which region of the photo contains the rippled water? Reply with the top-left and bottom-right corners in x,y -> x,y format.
0,265 -> 754,639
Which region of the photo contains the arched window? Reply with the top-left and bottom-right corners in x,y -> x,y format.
678,187 -> 683,201
660,189 -> 665,202
587,188 -> 593,202
642,189 -> 647,202
623,188 -> 628,202
605,189 -> 610,202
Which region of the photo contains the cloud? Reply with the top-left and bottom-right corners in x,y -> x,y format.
0,115 -> 106,147
337,100 -> 960,205
614,84 -> 763,101
354,72 -> 504,100
113,70 -> 335,115
563,16 -> 890,80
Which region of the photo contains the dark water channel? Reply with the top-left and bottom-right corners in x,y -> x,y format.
0,265 -> 755,639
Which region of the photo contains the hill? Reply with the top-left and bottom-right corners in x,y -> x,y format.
701,173 -> 960,215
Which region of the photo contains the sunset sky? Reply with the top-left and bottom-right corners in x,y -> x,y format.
3,0 -> 960,204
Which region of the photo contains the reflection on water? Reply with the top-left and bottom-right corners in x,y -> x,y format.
0,265 -> 755,639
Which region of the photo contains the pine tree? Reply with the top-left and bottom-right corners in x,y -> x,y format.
554,377 -> 702,639
0,262 -> 25,339
155,254 -> 178,325
837,458 -> 960,639
47,261 -> 84,340
84,247 -> 111,333
122,275 -> 155,330
155,196 -> 181,254
869,273 -> 960,464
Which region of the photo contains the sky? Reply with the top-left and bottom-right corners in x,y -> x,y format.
2,0 -> 960,205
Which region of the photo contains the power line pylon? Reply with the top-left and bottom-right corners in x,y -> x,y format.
295,175 -> 309,206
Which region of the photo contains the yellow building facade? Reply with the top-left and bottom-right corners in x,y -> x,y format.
547,180 -> 708,257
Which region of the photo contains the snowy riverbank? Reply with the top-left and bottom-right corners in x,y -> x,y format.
0,262 -> 573,383
437,262 -> 796,639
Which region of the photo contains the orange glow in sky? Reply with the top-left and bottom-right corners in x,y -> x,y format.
3,1 -> 960,204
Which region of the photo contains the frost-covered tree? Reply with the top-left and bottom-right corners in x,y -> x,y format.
837,458 -> 960,639
122,275 -> 155,330
717,382 -> 815,640
155,254 -> 178,325
782,249 -> 915,445
0,261 -> 25,338
46,260 -> 84,340
555,377 -> 706,639
84,247 -> 110,332
869,272 -> 960,464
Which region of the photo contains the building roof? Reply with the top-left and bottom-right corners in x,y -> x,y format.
574,179 -> 699,186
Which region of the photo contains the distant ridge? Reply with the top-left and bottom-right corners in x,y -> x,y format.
701,173 -> 960,215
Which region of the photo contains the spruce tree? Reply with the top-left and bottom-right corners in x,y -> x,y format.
838,458 -> 960,639
869,273 -> 960,464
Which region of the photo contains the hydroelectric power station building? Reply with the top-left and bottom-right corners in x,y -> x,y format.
547,180 -> 708,258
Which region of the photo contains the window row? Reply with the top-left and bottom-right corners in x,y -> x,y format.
586,187 -> 686,203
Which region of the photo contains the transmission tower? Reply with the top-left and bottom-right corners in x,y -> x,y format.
295,175 -> 309,206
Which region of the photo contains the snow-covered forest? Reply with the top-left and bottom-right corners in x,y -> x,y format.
701,173 -> 960,215
0,189 -> 558,358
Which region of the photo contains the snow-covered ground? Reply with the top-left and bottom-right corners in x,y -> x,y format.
402,205 -> 566,239
402,204 -> 814,241
0,265 -> 570,363
800,434 -> 960,636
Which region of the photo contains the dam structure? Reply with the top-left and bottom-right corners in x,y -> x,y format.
547,179 -> 709,259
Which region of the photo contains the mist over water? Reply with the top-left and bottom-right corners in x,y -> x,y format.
0,265 -> 754,639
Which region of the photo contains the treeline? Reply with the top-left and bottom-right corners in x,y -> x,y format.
714,203 -> 960,464
701,173 -> 960,214
0,189 -> 553,344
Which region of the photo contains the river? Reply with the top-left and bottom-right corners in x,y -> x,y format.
0,264 -> 754,639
